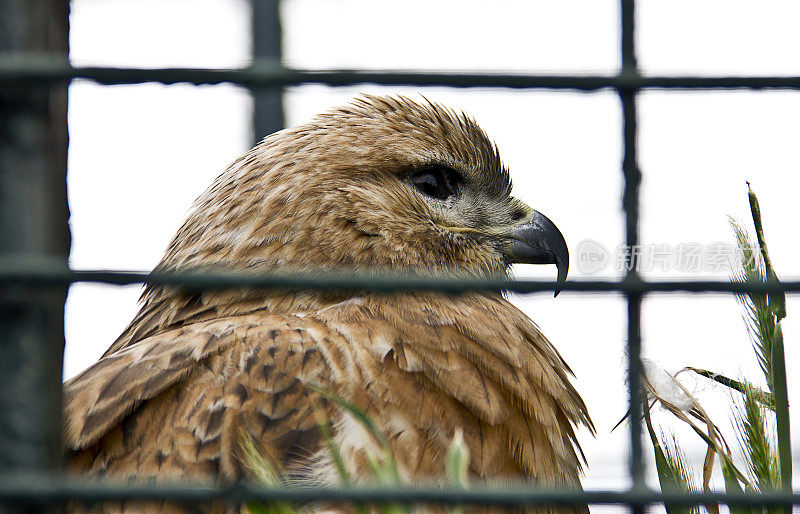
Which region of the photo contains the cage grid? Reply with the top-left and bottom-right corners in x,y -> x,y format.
0,0 -> 799,510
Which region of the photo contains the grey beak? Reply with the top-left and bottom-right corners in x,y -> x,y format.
502,209 -> 569,296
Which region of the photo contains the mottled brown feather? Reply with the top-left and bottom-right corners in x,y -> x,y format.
65,95 -> 592,513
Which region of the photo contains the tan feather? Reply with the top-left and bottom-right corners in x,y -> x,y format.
66,95 -> 592,513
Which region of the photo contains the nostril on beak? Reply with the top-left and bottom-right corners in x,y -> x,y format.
510,208 -> 527,222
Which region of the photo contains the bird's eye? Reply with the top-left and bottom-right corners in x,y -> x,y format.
409,167 -> 460,201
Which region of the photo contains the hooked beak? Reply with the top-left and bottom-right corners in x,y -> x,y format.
500,208 -> 569,296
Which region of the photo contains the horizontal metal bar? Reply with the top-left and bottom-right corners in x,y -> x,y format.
0,54 -> 620,89
0,475 -> 797,507
0,259 -> 798,295
3,55 -> 800,90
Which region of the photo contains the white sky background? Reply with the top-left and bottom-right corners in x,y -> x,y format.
67,0 -> 800,508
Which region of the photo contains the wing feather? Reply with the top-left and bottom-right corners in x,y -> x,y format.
67,292 -> 591,493
66,313 -> 339,481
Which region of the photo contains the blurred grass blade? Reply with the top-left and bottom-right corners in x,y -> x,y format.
722,453 -> 765,514
720,453 -> 758,514
730,217 -> 774,392
246,503 -> 274,514
317,416 -> 368,514
686,367 -> 774,410
239,430 -> 284,486
745,185 -> 791,497
747,183 -> 785,321
739,382 -> 779,492
446,429 -> 470,514
446,429 -> 470,488
611,407 -> 630,433
239,431 -> 295,514
307,384 -> 407,514
702,443 -> 719,514
662,435 -> 702,514
643,368 -> 752,486
307,384 -> 392,451
643,406 -> 691,514
771,324 -> 792,495
314,411 -> 353,487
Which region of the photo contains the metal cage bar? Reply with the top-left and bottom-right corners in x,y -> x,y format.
4,57 -> 800,90
0,476 -> 797,508
0,0 -> 70,480
619,0 -> 646,505
2,259 -> 800,295
251,0 -> 285,141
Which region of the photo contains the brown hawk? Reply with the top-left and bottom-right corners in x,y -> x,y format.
64,95 -> 593,511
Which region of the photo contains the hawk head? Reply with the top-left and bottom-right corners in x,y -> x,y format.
161,95 -> 568,284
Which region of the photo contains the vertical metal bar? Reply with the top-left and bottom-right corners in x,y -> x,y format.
0,0 -> 70,481
620,0 -> 645,498
621,0 -> 636,77
251,0 -> 284,143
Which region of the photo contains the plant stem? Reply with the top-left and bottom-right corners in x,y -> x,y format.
685,367 -> 774,410
748,184 -> 791,507
771,324 -> 792,494
747,183 -> 786,320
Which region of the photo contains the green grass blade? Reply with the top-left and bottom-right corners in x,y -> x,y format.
446,429 -> 470,514
771,324 -> 792,495
307,384 -> 408,514
446,429 -> 470,488
316,418 -> 353,487
238,431 -> 296,514
245,503 -> 274,514
747,184 -> 786,321
686,367 -> 774,410
735,382 -> 780,492
307,384 -> 392,451
643,406 -> 692,514
720,454 -> 759,514
730,217 -> 774,391
745,186 -> 791,497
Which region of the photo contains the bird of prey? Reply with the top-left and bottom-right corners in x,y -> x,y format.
64,95 -> 593,511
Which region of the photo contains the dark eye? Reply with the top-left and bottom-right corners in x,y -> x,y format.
409,167 -> 461,201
